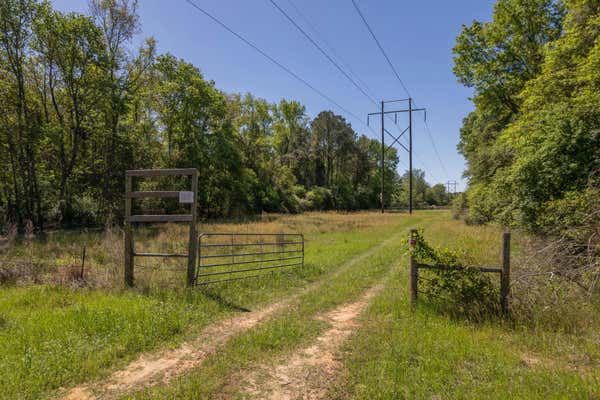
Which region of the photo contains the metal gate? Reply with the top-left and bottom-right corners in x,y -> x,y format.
195,233 -> 304,285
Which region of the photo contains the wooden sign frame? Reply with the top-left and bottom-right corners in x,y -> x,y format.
124,168 -> 198,287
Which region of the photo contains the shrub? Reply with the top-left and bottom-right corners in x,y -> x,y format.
304,187 -> 333,211
409,230 -> 499,318
451,192 -> 468,220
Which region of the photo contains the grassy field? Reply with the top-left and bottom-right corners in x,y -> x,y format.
0,211 -> 598,399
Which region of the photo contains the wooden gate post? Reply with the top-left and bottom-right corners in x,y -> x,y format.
409,229 -> 418,306
187,169 -> 198,287
124,175 -> 134,287
124,168 -> 198,288
501,232 -> 511,313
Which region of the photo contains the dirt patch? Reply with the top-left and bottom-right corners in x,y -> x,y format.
520,353 -> 595,376
62,301 -> 285,400
243,284 -> 384,400
61,235 -> 399,400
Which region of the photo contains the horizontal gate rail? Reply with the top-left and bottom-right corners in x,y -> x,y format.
196,232 -> 304,285
199,241 -> 303,247
200,255 -> 303,269
199,249 -> 302,259
196,262 -> 304,278
415,263 -> 502,273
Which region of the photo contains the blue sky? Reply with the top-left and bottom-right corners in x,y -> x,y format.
51,0 -> 495,190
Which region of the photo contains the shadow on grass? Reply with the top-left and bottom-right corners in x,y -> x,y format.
199,288 -> 252,313
416,295 -> 505,325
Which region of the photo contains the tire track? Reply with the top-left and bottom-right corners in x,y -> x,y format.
61,233 -> 405,400
242,283 -> 386,400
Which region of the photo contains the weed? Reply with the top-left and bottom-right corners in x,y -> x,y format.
409,230 -> 500,318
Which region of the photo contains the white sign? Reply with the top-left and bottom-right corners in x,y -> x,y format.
179,191 -> 194,204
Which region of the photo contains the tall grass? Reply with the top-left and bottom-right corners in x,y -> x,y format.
0,211 -> 424,400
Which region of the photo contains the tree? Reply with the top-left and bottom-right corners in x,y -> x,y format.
453,0 -> 564,188
0,0 -> 44,230
396,169 -> 429,208
426,184 -> 450,206
310,111 -> 356,189
152,54 -> 243,217
34,9 -> 106,221
454,0 -> 599,233
89,0 -> 155,215
0,0 -> 408,227
272,100 -> 312,187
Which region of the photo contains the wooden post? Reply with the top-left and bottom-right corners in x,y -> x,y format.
409,229 -> 418,306
124,175 -> 134,287
501,232 -> 511,313
186,169 -> 198,287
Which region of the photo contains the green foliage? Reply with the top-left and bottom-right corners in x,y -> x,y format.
451,192 -> 468,220
453,0 -> 599,235
303,187 -> 333,211
410,230 -> 499,315
393,169 -> 452,209
0,0 -> 406,229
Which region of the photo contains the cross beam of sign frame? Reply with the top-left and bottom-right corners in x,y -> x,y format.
367,98 -> 426,214
124,169 -> 199,287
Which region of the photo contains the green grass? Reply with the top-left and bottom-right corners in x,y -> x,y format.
2,211 -> 597,399
0,211 -> 429,400
329,218 -> 600,399
329,273 -> 600,399
125,217 -> 421,399
0,286 -> 215,399
129,212 -> 597,399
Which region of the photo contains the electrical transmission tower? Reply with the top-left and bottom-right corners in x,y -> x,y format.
446,180 -> 458,195
367,98 -> 426,214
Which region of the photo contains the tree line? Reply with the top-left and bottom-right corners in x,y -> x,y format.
453,0 -> 599,236
0,0 -> 451,231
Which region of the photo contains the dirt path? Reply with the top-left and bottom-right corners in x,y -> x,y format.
242,283 -> 385,400
61,235 -> 401,400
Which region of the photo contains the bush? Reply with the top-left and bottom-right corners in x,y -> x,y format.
409,230 -> 499,318
451,192 -> 468,220
510,232 -> 599,333
303,187 -> 333,211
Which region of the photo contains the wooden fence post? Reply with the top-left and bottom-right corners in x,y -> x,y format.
187,169 -> 199,287
501,232 -> 511,313
409,229 -> 418,306
124,175 -> 134,287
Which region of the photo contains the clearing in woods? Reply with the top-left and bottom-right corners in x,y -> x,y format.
0,211 -> 598,400
63,225 -> 404,400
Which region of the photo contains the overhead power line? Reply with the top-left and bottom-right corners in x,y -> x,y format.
350,0 -> 412,99
269,0 -> 378,106
351,0 -> 449,181
183,0 -> 366,128
183,0 -> 412,179
284,0 -> 378,102
423,119 -> 449,181
270,0 -> 411,148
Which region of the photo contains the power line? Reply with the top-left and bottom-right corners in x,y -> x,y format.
271,0 -> 411,143
351,0 -> 449,181
423,119 -> 449,181
183,0 -> 366,129
350,0 -> 411,99
284,0 -> 378,102
183,0 -> 409,178
269,0 -> 378,106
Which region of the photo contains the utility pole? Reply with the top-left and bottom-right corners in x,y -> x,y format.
380,100 -> 384,214
367,98 -> 425,214
408,98 -> 413,214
